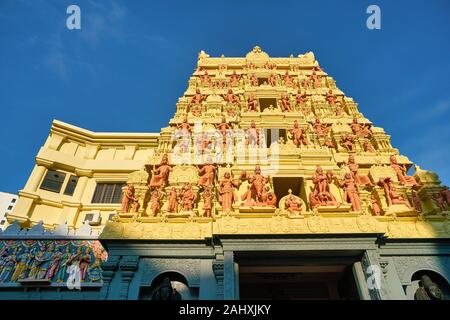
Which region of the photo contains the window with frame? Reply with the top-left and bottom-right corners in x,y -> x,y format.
91,183 -> 124,203
63,175 -> 79,196
40,170 -> 66,193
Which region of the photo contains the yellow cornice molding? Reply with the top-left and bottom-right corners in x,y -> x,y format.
50,119 -> 160,145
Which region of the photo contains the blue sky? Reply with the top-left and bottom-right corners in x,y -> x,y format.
0,0 -> 449,193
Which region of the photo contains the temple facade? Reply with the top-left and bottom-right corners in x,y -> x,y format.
0,47 -> 449,300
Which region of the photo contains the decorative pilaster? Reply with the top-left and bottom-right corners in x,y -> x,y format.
212,260 -> 224,300
223,251 -> 236,300
118,256 -> 139,300
99,255 -> 120,300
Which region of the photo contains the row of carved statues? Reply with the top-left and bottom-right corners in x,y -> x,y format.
0,240 -> 106,284
172,116 -> 378,152
194,66 -> 329,90
121,154 -> 450,217
185,87 -> 345,115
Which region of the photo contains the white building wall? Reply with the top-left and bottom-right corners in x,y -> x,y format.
0,192 -> 18,230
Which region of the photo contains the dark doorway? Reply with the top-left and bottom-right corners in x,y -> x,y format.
259,98 -> 277,112
237,251 -> 361,300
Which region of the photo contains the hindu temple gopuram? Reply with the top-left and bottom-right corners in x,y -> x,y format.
1,46 -> 449,300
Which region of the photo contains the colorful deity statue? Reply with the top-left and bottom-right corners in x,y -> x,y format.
46,251 -> 62,280
289,120 -> 309,147
10,248 -> 31,282
242,165 -> 271,205
389,155 -> 418,187
190,89 -> 206,106
218,172 -> 241,211
55,246 -> 72,283
149,154 -> 172,188
363,140 -> 376,153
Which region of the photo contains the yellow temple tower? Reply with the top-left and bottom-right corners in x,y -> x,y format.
1,46 -> 449,300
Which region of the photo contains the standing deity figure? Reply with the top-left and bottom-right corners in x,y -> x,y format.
46,251 -> 62,280
346,155 -> 372,186
218,172 -> 241,211
295,90 -> 308,105
249,74 -> 258,86
289,120 -> 308,146
326,89 -> 338,105
197,159 -> 217,187
180,183 -> 196,211
131,196 -> 141,213
334,173 -> 362,211
202,187 -> 213,217
79,248 -> 91,282
279,94 -> 293,112
244,165 -> 270,205
311,166 -> 338,207
309,70 -> 322,88
370,194 -> 382,216
190,89 -> 206,106
411,190 -> 422,212
415,275 -> 444,300
215,116 -> 231,146
363,140 -> 376,153
378,178 -> 412,208
245,120 -> 262,147
341,134 -> 356,152
222,89 -> 240,105
285,191 -> 303,215
167,187 -> 178,213
282,71 -> 294,87
150,188 -> 163,216
312,118 -> 330,137
55,246 -> 72,283
10,249 -> 31,282
121,184 -> 138,213
389,155 -> 418,187
268,73 -> 277,86
229,70 -> 241,86
200,69 -> 211,86
350,118 -> 372,138
246,94 -> 259,112
149,154 -> 172,188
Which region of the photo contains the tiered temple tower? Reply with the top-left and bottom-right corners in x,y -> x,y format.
0,47 -> 449,300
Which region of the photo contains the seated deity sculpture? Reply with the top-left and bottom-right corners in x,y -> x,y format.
295,90 -> 308,105
222,89 -> 240,105
246,94 -> 259,112
249,74 -> 258,86
282,71 -> 294,87
279,94 -> 293,112
312,118 -> 330,137
229,70 -> 241,86
268,73 -> 277,86
378,177 -> 412,209
350,118 -> 372,138
341,133 -> 356,152
389,155 -> 418,187
149,154 -> 172,188
326,89 -> 338,105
